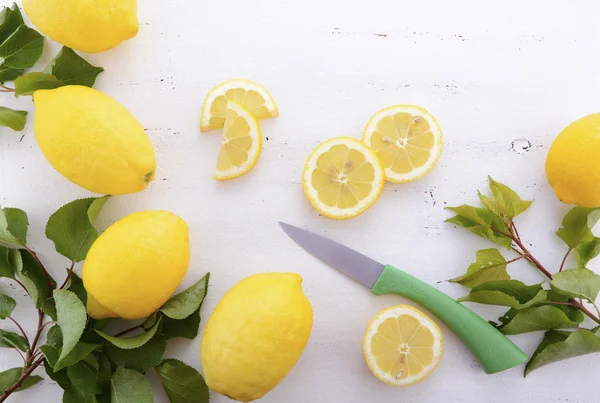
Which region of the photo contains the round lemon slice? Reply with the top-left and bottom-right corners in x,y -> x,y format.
201,79 -> 278,132
363,305 -> 443,387
363,105 -> 443,183
303,137 -> 384,220
214,101 -> 262,180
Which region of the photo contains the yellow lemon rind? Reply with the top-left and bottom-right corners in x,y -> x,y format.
201,79 -> 279,133
363,105 -> 443,184
213,101 -> 263,181
363,304 -> 443,387
303,137 -> 385,220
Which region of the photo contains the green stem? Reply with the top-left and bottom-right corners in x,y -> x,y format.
8,316 -> 29,344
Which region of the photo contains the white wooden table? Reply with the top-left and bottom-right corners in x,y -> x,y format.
2,0 -> 600,401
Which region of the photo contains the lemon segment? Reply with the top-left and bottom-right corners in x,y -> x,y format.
363,305 -> 443,387
201,79 -> 278,132
214,101 -> 263,181
303,137 -> 385,220
363,105 -> 443,183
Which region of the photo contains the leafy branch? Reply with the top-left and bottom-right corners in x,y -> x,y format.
447,176 -> 600,375
0,199 -> 210,402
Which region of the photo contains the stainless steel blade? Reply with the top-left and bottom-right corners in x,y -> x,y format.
279,222 -> 385,288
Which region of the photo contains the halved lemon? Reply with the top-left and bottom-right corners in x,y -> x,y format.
303,137 -> 385,220
201,79 -> 278,132
214,101 -> 262,180
363,305 -> 443,387
363,105 -> 443,183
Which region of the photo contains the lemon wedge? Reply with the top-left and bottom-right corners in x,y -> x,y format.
363,305 -> 443,387
214,101 -> 262,180
201,79 -> 278,132
303,137 -> 384,220
363,105 -> 442,183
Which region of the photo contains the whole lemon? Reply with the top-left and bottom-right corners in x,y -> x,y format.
546,114 -> 600,207
33,86 -> 156,195
201,273 -> 313,402
23,0 -> 138,53
83,210 -> 190,320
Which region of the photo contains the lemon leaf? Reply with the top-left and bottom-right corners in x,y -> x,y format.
0,246 -> 19,278
63,385 -> 99,403
160,273 -> 210,320
96,316 -> 162,350
54,289 -> 87,371
0,293 -> 15,318
458,281 -> 546,308
0,65 -> 21,83
445,205 -> 513,249
556,207 -> 600,248
17,250 -> 56,308
0,106 -> 27,131
110,367 -> 153,403
45,47 -> 104,87
14,72 -> 63,96
0,328 -> 28,351
67,355 -> 109,395
449,249 -> 510,288
0,4 -> 23,45
550,268 -> 600,306
576,237 -> 600,269
0,368 -> 21,391
0,25 -> 44,69
44,360 -> 71,390
525,329 -> 600,376
161,308 -> 201,340
46,196 -> 111,262
487,177 -> 533,218
0,207 -> 28,247
156,359 -> 209,403
105,333 -> 166,372
497,305 -> 584,335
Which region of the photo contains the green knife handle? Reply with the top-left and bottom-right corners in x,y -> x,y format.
371,265 -> 528,374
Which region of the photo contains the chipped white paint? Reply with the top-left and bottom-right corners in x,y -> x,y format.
1,0 -> 600,402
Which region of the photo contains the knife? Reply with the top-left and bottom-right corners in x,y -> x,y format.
279,222 -> 528,374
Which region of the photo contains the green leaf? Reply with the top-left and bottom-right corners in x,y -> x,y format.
457,280 -> 544,308
0,293 -> 16,318
67,355 -> 109,394
449,249 -> 510,288
0,4 -> 23,45
498,305 -> 584,335
46,196 -> 111,262
18,375 -> 43,391
576,237 -> 600,269
487,177 -> 533,218
0,367 -> 21,392
45,47 -> 104,87
0,25 -> 44,69
445,205 -> 513,249
44,359 -> 70,390
97,316 -> 162,350
160,273 -> 210,320
105,333 -> 166,373
0,246 -> 19,278
0,207 -> 28,247
161,307 -> 201,340
156,359 -> 209,403
67,272 -> 87,305
16,250 -> 55,307
0,106 -> 27,131
43,297 -> 57,321
525,329 -> 600,376
54,289 -> 87,371
556,207 -> 600,248
63,384 -> 99,403
551,268 -> 600,306
110,367 -> 153,403
14,72 -> 63,96
0,328 -> 28,351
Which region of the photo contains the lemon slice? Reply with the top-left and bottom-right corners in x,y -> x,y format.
363,105 -> 443,183
214,101 -> 262,180
363,305 -> 443,387
201,79 -> 278,132
303,137 -> 385,220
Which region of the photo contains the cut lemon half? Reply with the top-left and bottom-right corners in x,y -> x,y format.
303,137 -> 385,220
363,305 -> 443,387
201,79 -> 278,132
363,105 -> 443,183
214,101 -> 262,180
